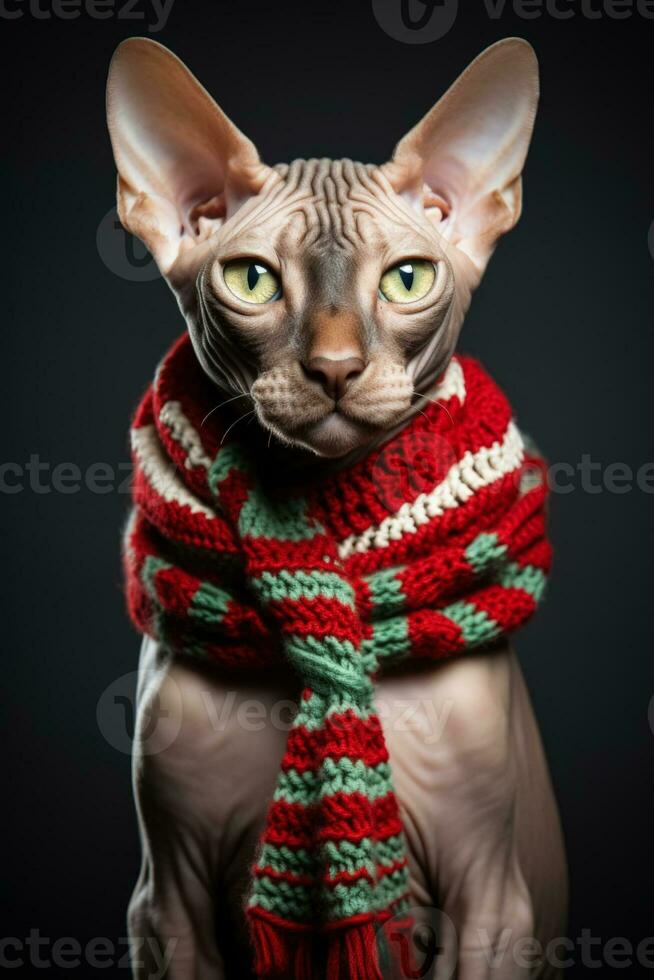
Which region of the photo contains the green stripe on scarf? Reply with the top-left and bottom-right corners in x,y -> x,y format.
274,759 -> 393,806
239,489 -> 324,542
499,562 -> 547,602
252,569 -> 356,607
465,531 -> 508,573
189,580 -> 232,624
258,843 -> 316,875
248,877 -> 317,921
441,600 -> 501,646
364,567 -> 405,616
207,443 -> 250,494
364,616 -> 411,663
324,835 -> 407,877
321,865 -> 410,920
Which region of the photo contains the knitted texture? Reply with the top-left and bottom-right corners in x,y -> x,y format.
124,333 -> 552,979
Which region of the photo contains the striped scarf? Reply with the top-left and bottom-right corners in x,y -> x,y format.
124,332 -> 551,979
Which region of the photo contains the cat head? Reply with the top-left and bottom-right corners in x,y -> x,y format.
107,38 -> 538,458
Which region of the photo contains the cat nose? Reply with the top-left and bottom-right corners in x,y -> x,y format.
303,356 -> 365,401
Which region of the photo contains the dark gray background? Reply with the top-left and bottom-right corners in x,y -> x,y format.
1,0 -> 652,976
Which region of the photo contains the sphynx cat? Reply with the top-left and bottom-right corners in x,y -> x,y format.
107,36 -> 567,979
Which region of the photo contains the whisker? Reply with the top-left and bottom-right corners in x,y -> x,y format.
220,409 -> 256,446
412,391 -> 454,427
201,392 -> 249,428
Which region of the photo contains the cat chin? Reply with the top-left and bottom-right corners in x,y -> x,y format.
296,412 -> 377,458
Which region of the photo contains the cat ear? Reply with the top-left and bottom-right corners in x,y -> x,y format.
382,38 -> 539,274
106,38 -> 274,277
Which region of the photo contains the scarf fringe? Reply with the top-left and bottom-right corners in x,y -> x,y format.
326,922 -> 383,980
250,915 -> 294,977
251,915 -> 383,980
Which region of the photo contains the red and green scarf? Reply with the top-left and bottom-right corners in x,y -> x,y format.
124,332 -> 551,979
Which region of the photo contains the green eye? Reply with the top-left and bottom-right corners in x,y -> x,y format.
223,260 -> 281,304
379,260 -> 435,304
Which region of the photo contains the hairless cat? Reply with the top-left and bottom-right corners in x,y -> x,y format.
107,37 -> 567,979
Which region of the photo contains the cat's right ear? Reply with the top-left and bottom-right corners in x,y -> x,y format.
106,38 -> 275,280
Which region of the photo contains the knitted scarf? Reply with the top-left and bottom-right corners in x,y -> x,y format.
124,332 -> 551,980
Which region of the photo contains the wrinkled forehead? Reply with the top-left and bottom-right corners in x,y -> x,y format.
273,157 -> 378,201
269,157 -> 381,258
221,157 -> 434,269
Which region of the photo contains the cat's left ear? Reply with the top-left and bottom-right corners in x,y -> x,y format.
382,38 -> 539,274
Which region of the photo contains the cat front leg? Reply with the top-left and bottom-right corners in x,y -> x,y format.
377,644 -> 568,980
127,638 -> 229,979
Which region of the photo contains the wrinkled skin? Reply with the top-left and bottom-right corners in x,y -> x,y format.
129,638 -> 567,979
